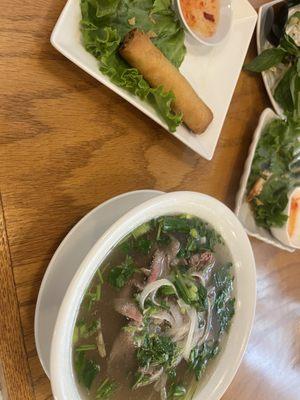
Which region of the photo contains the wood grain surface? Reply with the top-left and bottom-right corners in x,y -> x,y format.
0,0 -> 299,399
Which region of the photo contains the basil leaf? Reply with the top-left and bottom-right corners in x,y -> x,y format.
108,255 -> 137,289
244,48 -> 286,72
280,34 -> 300,57
274,65 -> 296,113
75,352 -> 100,389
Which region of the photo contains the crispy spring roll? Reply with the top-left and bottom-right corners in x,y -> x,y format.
119,29 -> 213,134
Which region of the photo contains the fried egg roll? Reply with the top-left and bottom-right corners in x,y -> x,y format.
119,29 -> 213,134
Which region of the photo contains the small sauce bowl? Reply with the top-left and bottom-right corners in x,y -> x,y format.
176,0 -> 233,46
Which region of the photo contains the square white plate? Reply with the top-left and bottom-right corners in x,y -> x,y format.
51,0 -> 257,160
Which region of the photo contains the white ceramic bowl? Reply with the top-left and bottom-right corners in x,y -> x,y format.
50,191 -> 256,400
176,0 -> 232,46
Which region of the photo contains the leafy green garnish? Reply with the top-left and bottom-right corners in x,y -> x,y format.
120,222 -> 153,255
168,383 -> 187,399
215,297 -> 235,334
137,334 -> 179,371
158,215 -> 222,253
172,269 -> 207,310
244,11 -> 300,119
189,342 -> 219,380
244,48 -> 287,72
213,263 -> 235,333
132,222 -> 151,239
73,320 -> 101,344
108,255 -> 137,288
274,64 -> 296,113
132,371 -> 151,389
247,118 -> 300,228
80,0 -> 186,131
74,351 -> 100,389
213,262 -> 233,291
96,378 -> 117,399
83,267 -> 104,310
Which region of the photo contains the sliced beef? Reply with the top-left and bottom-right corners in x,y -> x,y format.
114,299 -> 143,324
108,329 -> 137,381
165,236 -> 180,264
148,249 -> 168,283
189,251 -> 215,270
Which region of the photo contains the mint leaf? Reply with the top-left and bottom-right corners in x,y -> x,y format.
244,48 -> 286,72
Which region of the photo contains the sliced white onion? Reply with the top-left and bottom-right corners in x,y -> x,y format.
152,311 -> 175,326
197,289 -> 216,347
139,279 -> 178,310
169,303 -> 184,327
177,299 -> 190,314
191,271 -> 205,286
183,308 -> 197,361
135,367 -> 164,389
170,322 -> 190,341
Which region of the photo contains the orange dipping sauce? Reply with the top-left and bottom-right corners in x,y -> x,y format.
180,0 -> 220,38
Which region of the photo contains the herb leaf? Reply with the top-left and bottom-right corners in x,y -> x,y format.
168,383 -> 186,399
189,342 -> 219,380
108,255 -> 137,288
274,65 -> 296,113
74,351 -> 100,389
213,263 -> 235,333
137,335 -> 179,371
247,118 -> 299,228
96,378 -> 117,399
244,48 -> 286,72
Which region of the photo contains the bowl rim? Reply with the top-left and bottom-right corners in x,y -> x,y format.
50,191 -> 256,400
175,0 -> 233,47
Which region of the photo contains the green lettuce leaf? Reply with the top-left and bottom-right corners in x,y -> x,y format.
80,0 -> 186,131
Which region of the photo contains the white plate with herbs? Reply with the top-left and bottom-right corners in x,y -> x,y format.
248,1 -> 300,117
235,108 -> 300,252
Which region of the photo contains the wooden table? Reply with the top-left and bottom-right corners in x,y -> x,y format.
0,0 -> 299,399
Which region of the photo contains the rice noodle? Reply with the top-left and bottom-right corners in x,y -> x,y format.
169,303 -> 184,327
152,311 -> 175,326
135,367 -> 164,389
154,372 -> 168,400
170,322 -> 190,341
197,288 -> 216,348
183,308 -> 197,360
139,279 -> 178,310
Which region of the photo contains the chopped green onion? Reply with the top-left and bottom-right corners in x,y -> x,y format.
96,378 -> 117,399
75,344 -> 97,352
132,222 -> 151,239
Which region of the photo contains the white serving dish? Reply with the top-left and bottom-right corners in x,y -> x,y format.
257,0 -> 285,116
235,108 -> 295,252
50,191 -> 256,400
34,189 -> 163,377
257,0 -> 300,116
176,0 -> 233,46
51,0 -> 257,160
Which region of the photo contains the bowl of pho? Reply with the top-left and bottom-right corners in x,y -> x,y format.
50,191 -> 256,400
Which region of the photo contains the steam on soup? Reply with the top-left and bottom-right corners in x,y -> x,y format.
73,215 -> 235,400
